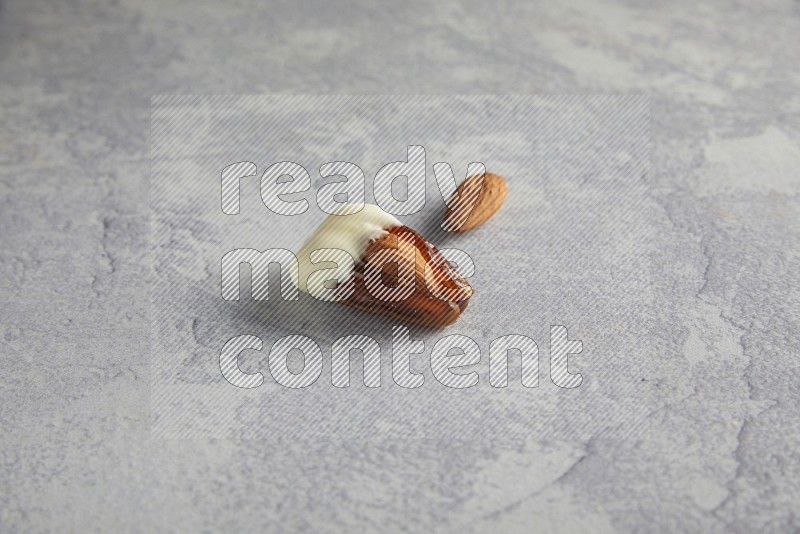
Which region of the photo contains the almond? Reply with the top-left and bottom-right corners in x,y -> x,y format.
443,172 -> 508,232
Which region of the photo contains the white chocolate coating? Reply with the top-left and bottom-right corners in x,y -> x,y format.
292,204 -> 401,294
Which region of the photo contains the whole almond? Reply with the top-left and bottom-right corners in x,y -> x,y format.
443,172 -> 508,232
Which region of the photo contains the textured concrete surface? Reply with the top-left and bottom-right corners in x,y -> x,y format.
1,0 -> 799,532
150,94 -> 654,442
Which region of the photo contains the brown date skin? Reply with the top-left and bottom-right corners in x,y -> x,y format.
341,226 -> 473,328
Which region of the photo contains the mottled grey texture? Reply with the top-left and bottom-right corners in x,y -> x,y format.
151,95 -> 652,442
0,0 -> 798,532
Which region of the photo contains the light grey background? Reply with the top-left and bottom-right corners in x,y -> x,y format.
1,0 -> 799,532
151,95 -> 652,441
